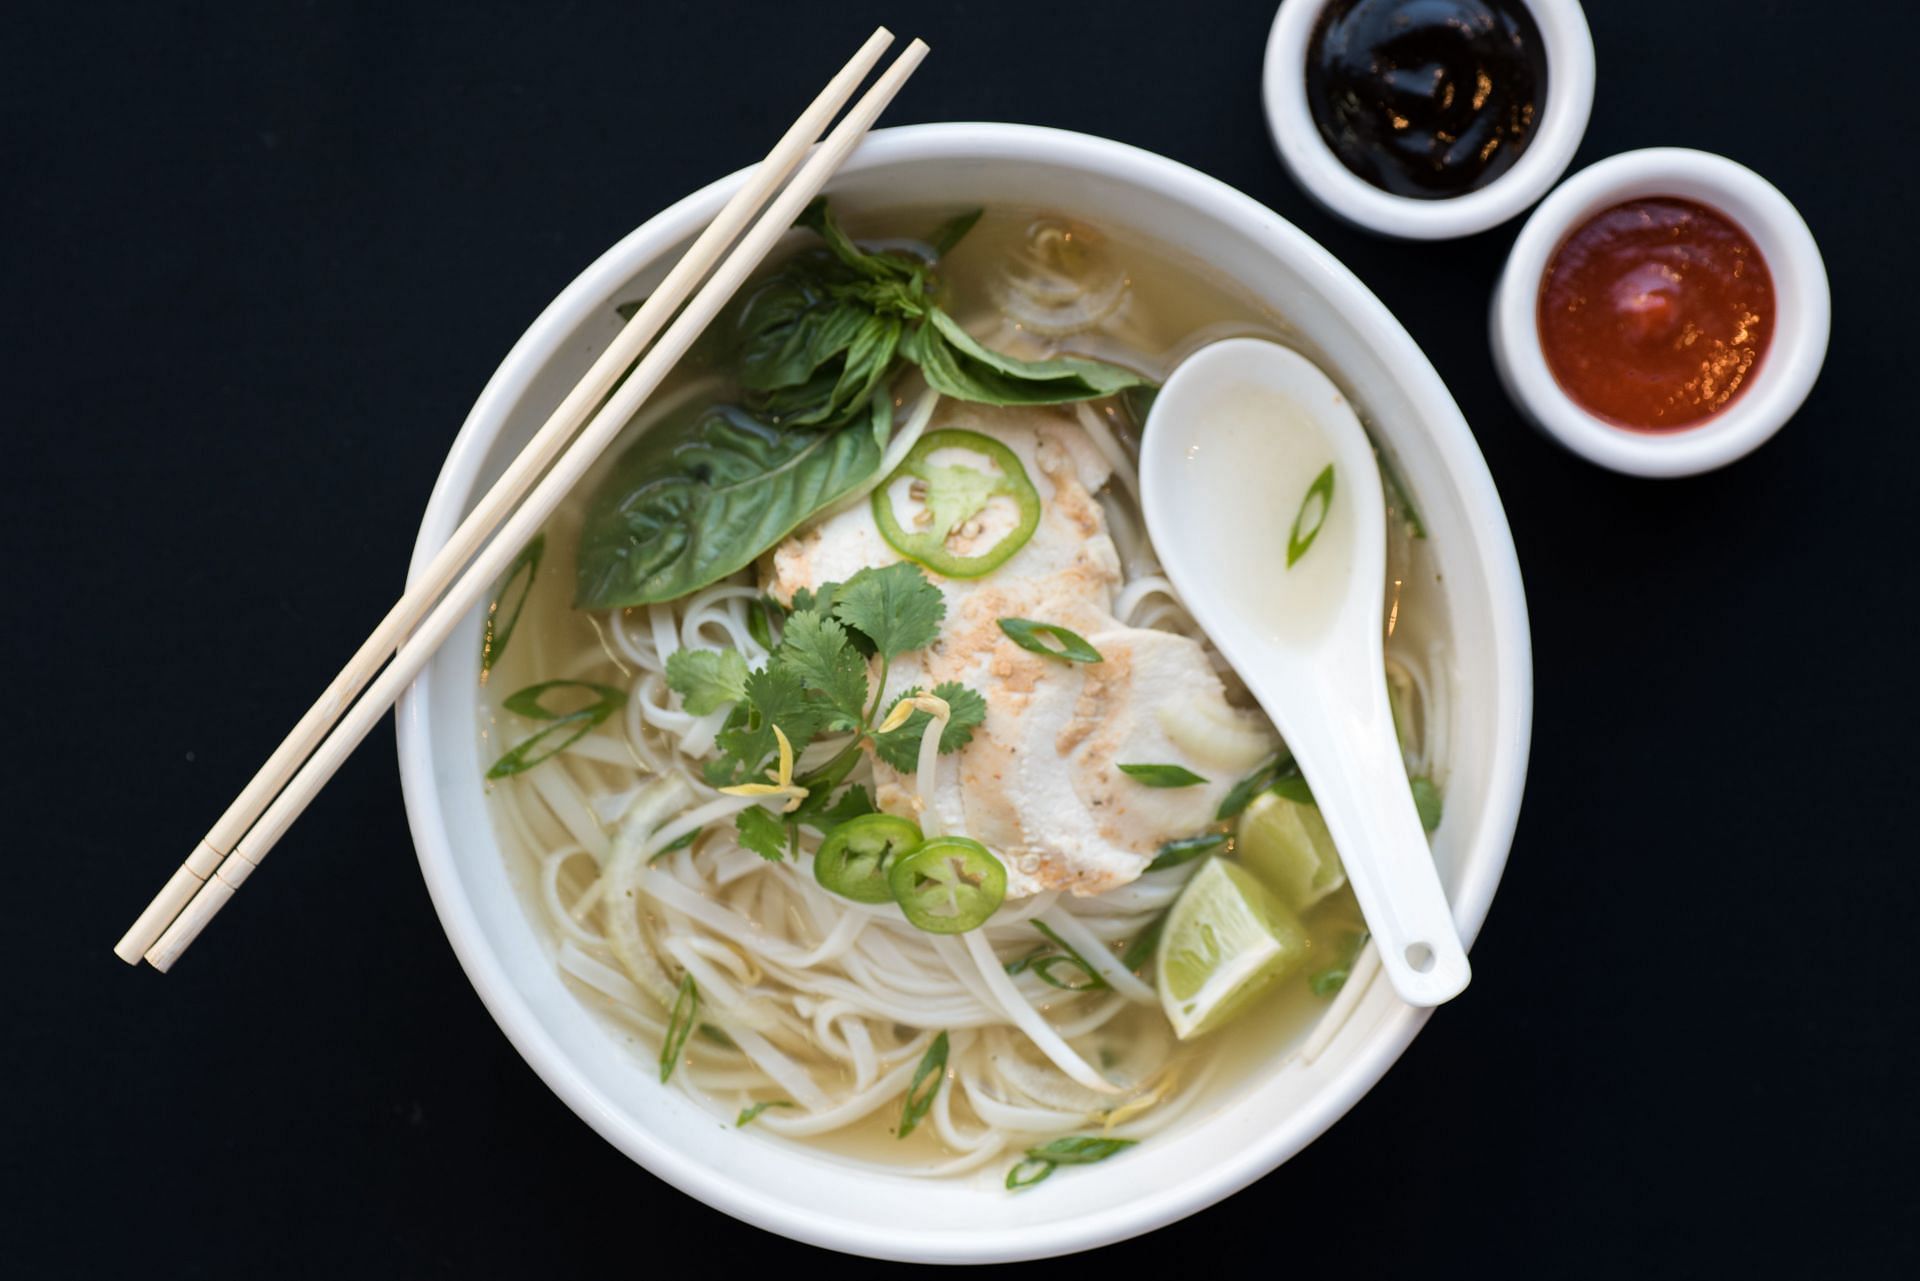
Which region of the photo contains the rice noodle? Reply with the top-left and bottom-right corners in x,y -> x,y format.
479,216 -> 1451,1181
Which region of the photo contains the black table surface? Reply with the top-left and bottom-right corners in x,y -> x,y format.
6,1 -> 1913,1273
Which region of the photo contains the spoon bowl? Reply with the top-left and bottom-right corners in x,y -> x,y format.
1141,338 -> 1471,1007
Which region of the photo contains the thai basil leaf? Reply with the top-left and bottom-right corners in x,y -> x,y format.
737,262 -> 904,430
922,207 -> 984,258
573,400 -> 887,610
906,307 -> 1148,406
796,197 -> 925,283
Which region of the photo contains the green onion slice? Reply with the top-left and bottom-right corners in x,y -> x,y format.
502,679 -> 626,720
1117,763 -> 1207,788
1030,1135 -> 1137,1165
1006,1157 -> 1056,1190
887,837 -> 1007,933
1216,753 -> 1292,821
480,534 -> 544,680
898,1031 -> 950,1139
1146,832 -> 1228,872
1409,776 -> 1443,833
1269,772 -> 1314,805
735,1100 -> 794,1127
746,595 -> 781,651
659,974 -> 698,1083
997,618 -> 1103,664
1287,463 -> 1335,568
487,680 -> 626,780
1005,1136 -> 1137,1191
1310,930 -> 1371,997
814,813 -> 923,904
1377,447 -> 1427,539
1030,921 -> 1108,991
1122,912 -> 1166,973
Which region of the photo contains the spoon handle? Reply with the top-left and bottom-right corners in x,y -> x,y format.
1290,684 -> 1471,1007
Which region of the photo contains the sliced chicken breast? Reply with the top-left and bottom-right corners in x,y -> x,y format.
762,401 -> 1275,898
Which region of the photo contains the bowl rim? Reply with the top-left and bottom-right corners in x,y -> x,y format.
1262,0 -> 1596,240
396,121 -> 1534,1261
1489,146 -> 1832,476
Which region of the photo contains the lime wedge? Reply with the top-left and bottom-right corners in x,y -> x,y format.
1156,859 -> 1309,1039
1238,790 -> 1345,911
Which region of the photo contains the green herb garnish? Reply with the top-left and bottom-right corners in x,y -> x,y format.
1270,772 -> 1315,805
735,806 -> 789,863
746,595 -> 781,651
1377,446 -> 1427,540
922,207 -> 984,257
1122,913 -> 1166,972
735,1100 -> 795,1127
1310,930 -> 1370,997
576,200 -> 1145,611
1029,921 -> 1108,991
659,974 -> 698,1082
1008,948 -> 1098,990
480,534 -> 544,681
1146,832 -> 1229,872
1005,1136 -> 1137,1191
1409,776 -> 1443,832
663,648 -> 749,715
1117,763 -> 1207,788
574,396 -> 892,610
486,680 -> 626,779
871,683 -> 987,772
1217,753 -> 1294,821
998,618 -> 1103,664
1287,463 -> 1336,568
648,825 -> 701,862
898,1031 -> 949,1139
664,565 -> 981,850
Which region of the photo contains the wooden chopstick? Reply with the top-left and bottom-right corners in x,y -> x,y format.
112,26 -> 901,966
138,36 -> 931,972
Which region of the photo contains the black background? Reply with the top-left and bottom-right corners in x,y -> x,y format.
5,0 -> 1913,1274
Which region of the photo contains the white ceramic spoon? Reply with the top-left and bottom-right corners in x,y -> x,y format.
1141,338 -> 1470,1007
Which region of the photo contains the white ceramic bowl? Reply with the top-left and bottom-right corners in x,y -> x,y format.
1491,147 -> 1831,476
1263,0 -> 1595,240
396,123 -> 1533,1262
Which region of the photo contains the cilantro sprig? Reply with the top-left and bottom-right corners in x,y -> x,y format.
665,563 -> 986,858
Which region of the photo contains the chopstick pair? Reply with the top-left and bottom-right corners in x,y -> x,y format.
115,26 -> 930,972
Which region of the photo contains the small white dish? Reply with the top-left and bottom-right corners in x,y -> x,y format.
1262,0 -> 1596,240
1490,147 -> 1831,477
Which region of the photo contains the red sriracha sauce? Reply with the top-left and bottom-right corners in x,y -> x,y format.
1537,198 -> 1775,431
